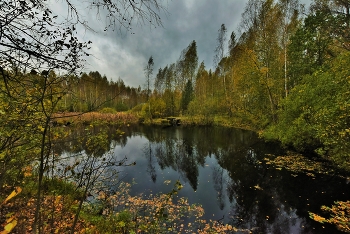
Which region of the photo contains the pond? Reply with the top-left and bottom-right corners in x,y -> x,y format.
54,124 -> 349,233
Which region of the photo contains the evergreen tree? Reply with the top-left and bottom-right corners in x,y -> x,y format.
181,79 -> 194,112
177,40 -> 198,91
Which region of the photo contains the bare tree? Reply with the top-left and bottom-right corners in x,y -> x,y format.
213,24 -> 228,100
213,24 -> 227,69
278,0 -> 302,97
144,56 -> 154,101
0,0 -> 167,75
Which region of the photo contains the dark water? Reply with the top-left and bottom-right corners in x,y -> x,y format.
55,124 -> 349,233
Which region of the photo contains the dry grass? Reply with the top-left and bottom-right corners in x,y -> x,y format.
52,112 -> 139,125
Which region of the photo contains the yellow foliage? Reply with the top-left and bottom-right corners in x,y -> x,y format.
0,151 -> 5,160
309,212 -> 326,223
0,219 -> 17,234
310,201 -> 350,233
0,214 -> 18,234
260,67 -> 269,74
22,166 -> 32,177
263,152 -> 337,176
1,187 -> 22,205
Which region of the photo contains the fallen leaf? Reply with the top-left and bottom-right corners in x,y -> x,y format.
1,219 -> 17,234
2,187 -> 22,205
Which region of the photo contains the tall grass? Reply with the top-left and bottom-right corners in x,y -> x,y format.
53,112 -> 139,125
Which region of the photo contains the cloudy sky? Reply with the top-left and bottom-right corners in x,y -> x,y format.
52,0 -> 308,88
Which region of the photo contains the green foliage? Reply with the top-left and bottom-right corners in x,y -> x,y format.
149,96 -> 166,118
177,40 -> 198,90
99,107 -> 117,114
181,80 -> 194,112
262,80 -> 320,151
163,89 -> 180,116
0,71 -> 58,187
130,103 -> 144,113
85,131 -> 109,156
90,209 -> 133,233
115,102 -> 129,112
288,8 -> 335,87
43,177 -> 83,198
264,52 -> 350,170
187,99 -> 215,125
140,103 -> 152,120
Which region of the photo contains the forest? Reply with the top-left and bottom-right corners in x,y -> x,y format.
1,0 -> 350,233
58,0 -> 350,171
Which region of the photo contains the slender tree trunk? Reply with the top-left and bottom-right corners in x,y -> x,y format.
263,72 -> 277,123
284,46 -> 288,97
71,157 -> 96,233
33,117 -> 50,234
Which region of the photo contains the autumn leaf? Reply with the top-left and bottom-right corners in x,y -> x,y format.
1,187 -> 22,205
0,218 -> 17,234
309,212 -> 327,223
0,152 -> 5,160
22,166 -> 32,177
163,180 -> 171,185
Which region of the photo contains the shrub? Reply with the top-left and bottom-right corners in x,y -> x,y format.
99,107 -> 117,114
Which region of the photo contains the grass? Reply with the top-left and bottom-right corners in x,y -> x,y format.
52,111 -> 139,125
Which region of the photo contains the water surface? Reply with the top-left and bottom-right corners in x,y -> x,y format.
57,125 -> 349,233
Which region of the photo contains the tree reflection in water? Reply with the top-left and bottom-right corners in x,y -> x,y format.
143,142 -> 157,183
55,125 -> 349,234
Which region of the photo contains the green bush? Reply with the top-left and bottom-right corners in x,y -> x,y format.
99,107 -> 117,114
263,52 -> 350,170
115,102 -> 129,112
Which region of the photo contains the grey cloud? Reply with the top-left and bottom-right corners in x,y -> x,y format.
54,0 -> 250,87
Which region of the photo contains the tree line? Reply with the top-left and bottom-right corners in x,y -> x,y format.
143,0 -> 350,171
12,0 -> 345,171
58,71 -> 146,112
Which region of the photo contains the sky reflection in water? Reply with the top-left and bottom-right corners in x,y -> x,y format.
103,125 -> 349,234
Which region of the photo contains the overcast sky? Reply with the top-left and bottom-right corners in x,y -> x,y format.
52,0 -> 309,88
